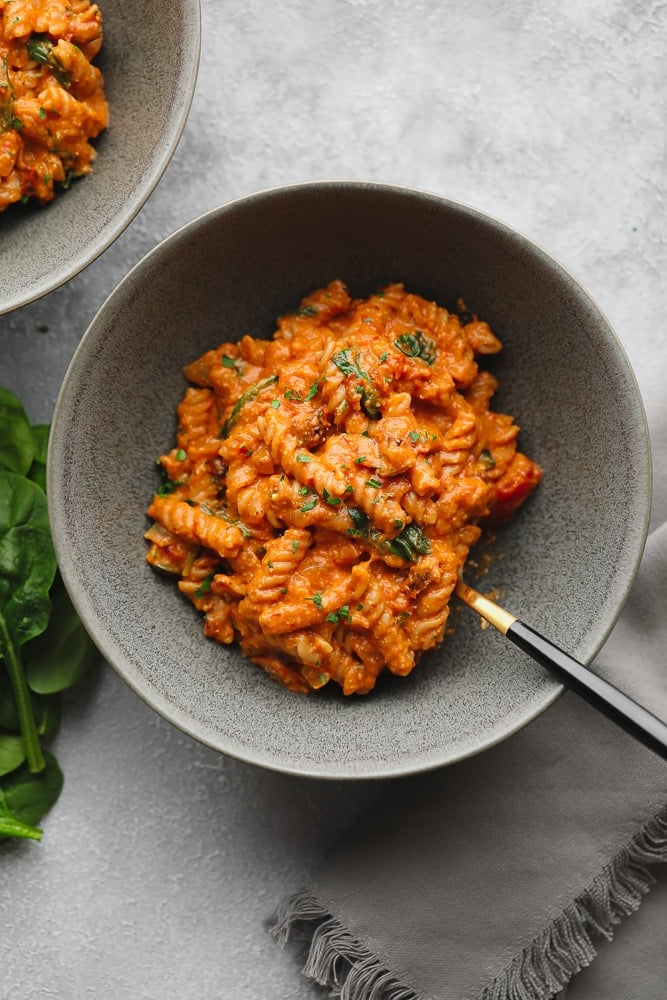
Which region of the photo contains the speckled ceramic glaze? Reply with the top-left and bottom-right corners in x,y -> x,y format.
0,1 -> 200,317
48,182 -> 651,779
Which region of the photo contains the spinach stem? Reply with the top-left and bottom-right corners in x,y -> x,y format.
0,615 -> 45,773
0,814 -> 43,841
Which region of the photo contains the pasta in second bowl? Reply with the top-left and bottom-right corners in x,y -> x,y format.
0,0 -> 200,315
48,182 -> 651,778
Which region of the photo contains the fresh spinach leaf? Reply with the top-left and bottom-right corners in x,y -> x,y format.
34,695 -> 61,742
28,424 -> 49,492
0,732 -> 26,777
25,577 -> 97,694
0,471 -> 57,772
0,388 -> 95,843
0,678 -> 59,741
0,684 -> 19,731
0,388 -> 34,476
0,471 -> 56,648
0,792 -> 42,842
0,750 -> 63,840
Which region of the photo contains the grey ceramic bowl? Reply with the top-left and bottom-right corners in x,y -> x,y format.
48,182 -> 651,779
0,1 -> 200,317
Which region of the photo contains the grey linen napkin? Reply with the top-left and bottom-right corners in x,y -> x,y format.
271,424 -> 667,998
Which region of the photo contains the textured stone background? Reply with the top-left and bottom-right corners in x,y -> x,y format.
2,2 -> 665,997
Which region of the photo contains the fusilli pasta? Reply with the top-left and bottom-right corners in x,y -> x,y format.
145,282 -> 542,695
0,0 -> 107,211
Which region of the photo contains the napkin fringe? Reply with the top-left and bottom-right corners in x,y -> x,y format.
269,806 -> 667,1000
482,803 -> 667,999
269,888 -> 415,999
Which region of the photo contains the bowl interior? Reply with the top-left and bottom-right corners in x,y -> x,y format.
48,183 -> 651,779
0,0 -> 200,316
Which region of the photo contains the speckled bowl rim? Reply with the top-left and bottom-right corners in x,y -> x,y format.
48,181 -> 652,779
0,3 -> 201,317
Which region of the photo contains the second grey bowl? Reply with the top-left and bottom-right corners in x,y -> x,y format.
0,0 -> 201,316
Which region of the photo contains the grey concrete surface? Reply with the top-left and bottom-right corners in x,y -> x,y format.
1,2 -> 665,997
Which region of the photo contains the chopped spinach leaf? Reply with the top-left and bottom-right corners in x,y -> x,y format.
393,330 -> 437,366
27,36 -> 71,88
219,374 -> 279,438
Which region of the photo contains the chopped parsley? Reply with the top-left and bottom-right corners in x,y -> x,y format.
322,488 -> 342,506
194,574 -> 214,598
221,354 -> 240,370
155,462 -> 181,497
325,604 -> 352,624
